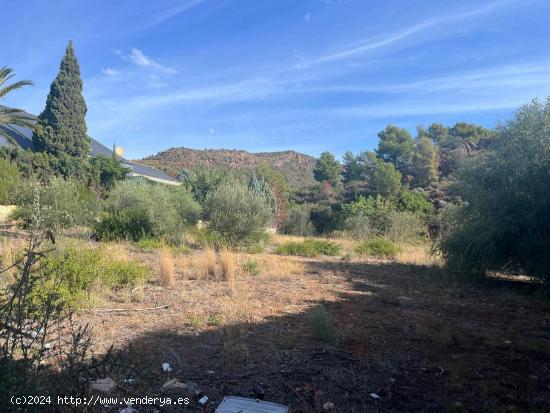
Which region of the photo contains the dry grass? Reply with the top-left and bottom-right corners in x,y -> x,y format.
396,244 -> 442,266
158,246 -> 175,288
219,249 -> 236,282
261,254 -> 305,280
193,247 -> 217,279
102,241 -> 130,262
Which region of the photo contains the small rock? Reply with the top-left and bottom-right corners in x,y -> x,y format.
186,381 -> 201,396
123,378 -> 137,385
90,377 -> 117,394
198,395 -> 208,406
120,407 -> 137,413
161,379 -> 187,394
161,362 -> 172,372
323,401 -> 335,410
369,393 -> 380,400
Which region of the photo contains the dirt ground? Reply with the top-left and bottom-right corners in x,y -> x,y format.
56,242 -> 550,413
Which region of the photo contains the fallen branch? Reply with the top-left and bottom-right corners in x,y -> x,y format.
78,304 -> 169,313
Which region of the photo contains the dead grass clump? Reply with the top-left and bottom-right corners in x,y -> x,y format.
194,248 -> 217,279
219,249 -> 236,282
261,254 -> 305,280
102,241 -> 129,262
159,246 -> 175,288
396,244 -> 442,266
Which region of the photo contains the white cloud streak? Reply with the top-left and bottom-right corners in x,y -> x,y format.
310,0 -> 519,65
128,48 -> 178,74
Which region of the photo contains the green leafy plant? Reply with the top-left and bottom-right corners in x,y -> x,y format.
204,181 -> 273,247
309,304 -> 337,344
356,238 -> 399,259
276,239 -> 340,257
37,244 -> 149,308
242,259 -> 260,276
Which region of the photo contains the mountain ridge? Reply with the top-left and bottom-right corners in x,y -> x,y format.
136,147 -> 317,189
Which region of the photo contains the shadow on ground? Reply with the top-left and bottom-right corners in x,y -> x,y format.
32,260 -> 550,412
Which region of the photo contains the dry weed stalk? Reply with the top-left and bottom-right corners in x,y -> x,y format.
219,249 -> 236,282
159,246 -> 175,288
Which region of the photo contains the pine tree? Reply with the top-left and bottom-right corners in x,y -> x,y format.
33,41 -> 90,157
411,137 -> 437,188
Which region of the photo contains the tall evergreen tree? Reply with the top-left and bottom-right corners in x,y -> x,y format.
313,151 -> 341,185
33,41 -> 90,157
411,136 -> 438,188
375,125 -> 414,173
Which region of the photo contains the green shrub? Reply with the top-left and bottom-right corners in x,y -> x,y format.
386,211 -> 426,243
134,237 -> 190,254
309,204 -> 341,234
204,181 -> 273,246
0,158 -> 20,204
14,177 -> 100,232
341,195 -> 395,237
309,305 -> 337,344
440,99 -> 550,280
96,180 -> 200,242
280,205 -> 314,236
397,188 -> 433,215
275,238 -> 341,257
242,259 -> 260,276
170,185 -> 202,225
179,166 -> 229,204
36,244 -> 149,308
94,208 -> 153,242
356,239 -> 399,259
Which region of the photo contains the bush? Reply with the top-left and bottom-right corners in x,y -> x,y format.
94,208 -> 153,242
242,259 -> 260,276
310,204 -> 341,234
96,180 -> 200,242
36,244 -> 149,308
397,188 -> 433,215
309,305 -> 336,344
356,239 -> 399,259
386,211 -> 426,243
280,205 -> 314,236
276,239 -> 341,257
171,185 -> 202,226
341,195 -> 395,237
14,177 -> 100,232
0,158 -> 19,204
204,181 -> 273,246
0,147 -> 127,190
440,99 -> 550,280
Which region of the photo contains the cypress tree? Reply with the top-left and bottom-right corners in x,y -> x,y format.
33,41 -> 90,157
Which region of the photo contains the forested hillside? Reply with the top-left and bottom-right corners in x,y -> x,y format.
138,147 -> 316,190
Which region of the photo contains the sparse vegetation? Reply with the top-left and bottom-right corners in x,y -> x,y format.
242,258 -> 260,276
275,238 -> 341,257
38,243 -> 149,308
309,304 -> 337,344
158,246 -> 175,288
356,238 -> 399,259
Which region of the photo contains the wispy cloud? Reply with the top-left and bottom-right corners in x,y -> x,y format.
310,0 -> 519,65
101,67 -> 121,76
139,0 -> 208,31
127,48 -> 178,74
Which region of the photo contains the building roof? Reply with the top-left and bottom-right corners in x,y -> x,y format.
0,111 -> 180,185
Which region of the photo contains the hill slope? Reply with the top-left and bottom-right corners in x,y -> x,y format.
137,147 -> 316,189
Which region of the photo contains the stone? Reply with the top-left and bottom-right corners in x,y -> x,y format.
90,377 -> 117,394
323,401 -> 335,410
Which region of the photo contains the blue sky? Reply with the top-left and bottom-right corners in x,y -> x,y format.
4,0 -> 550,159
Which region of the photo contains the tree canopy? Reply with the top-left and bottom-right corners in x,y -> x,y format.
33,41 -> 90,157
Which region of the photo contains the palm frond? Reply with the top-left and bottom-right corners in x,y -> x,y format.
0,66 -> 33,98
